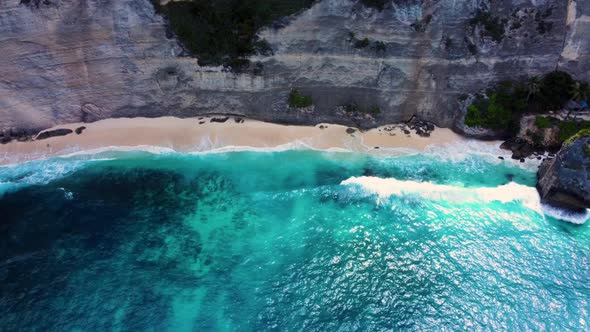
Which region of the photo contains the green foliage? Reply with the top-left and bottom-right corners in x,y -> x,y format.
343,102 -> 380,116
359,0 -> 388,11
354,37 -> 370,49
530,116 -> 590,144
467,72 -> 588,131
151,0 -> 315,70
464,105 -> 482,127
536,71 -> 575,111
349,34 -> 386,53
469,10 -> 505,42
564,129 -> 590,146
559,122 -> 590,143
585,143 -> 590,157
288,89 -> 313,108
534,116 -> 553,129
464,81 -> 527,132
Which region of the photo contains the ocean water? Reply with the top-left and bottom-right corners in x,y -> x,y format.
0,146 -> 589,331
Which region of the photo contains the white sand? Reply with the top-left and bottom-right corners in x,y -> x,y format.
0,116 -> 467,165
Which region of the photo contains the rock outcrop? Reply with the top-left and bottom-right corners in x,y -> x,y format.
1,0 -> 589,136
517,115 -> 562,151
537,136 -> 590,211
35,128 -> 73,140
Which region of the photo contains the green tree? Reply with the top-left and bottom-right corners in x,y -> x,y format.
538,71 -> 575,111
565,81 -> 590,120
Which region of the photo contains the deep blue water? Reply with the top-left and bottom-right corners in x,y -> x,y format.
0,149 -> 588,331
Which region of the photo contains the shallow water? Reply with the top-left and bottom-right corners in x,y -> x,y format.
0,149 -> 588,331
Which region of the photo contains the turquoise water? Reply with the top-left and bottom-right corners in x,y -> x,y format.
0,148 -> 589,331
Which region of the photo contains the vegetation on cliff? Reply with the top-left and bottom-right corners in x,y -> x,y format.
534,116 -> 590,143
465,71 -> 589,140
564,129 -> 590,147
536,71 -> 578,111
151,0 -> 315,70
288,89 -> 313,108
464,81 -> 527,133
348,32 -> 387,52
469,10 -> 506,42
342,102 -> 381,116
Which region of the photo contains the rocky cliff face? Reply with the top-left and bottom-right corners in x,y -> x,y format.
537,136 -> 590,211
1,0 -> 589,136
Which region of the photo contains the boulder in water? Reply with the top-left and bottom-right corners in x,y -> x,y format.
501,138 -> 534,160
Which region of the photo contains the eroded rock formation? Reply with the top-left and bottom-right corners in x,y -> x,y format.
537,136 -> 590,211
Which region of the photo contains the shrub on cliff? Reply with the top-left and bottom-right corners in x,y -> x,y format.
464,81 -> 527,132
342,102 -> 381,116
464,95 -> 512,130
288,89 -> 313,108
558,121 -> 590,142
354,38 -> 370,49
532,116 -> 590,144
564,129 -> 590,146
469,10 -> 506,42
534,116 -> 553,129
151,0 -> 315,70
536,71 -> 576,111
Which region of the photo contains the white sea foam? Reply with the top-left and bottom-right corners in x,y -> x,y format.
46,141 -> 342,160
541,204 -> 590,225
342,176 -> 590,224
341,176 -> 542,212
188,140 -> 317,154
423,140 -> 542,171
58,145 -> 178,159
0,159 -> 87,197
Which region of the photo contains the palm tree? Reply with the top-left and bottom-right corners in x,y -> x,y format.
526,76 -> 541,101
565,81 -> 590,120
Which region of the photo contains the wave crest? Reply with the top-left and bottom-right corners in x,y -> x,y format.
341,176 -> 541,211
341,176 -> 590,224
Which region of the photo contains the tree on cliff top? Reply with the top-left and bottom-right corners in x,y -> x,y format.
152,0 -> 315,71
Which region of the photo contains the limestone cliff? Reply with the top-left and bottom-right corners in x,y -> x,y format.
0,0 -> 589,137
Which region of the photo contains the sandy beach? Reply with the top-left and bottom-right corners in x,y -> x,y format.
0,116 -> 468,165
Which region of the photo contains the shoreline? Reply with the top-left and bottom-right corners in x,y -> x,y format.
2,117 -> 587,223
0,116 -> 480,165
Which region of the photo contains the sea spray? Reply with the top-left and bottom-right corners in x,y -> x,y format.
341,177 -> 543,213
